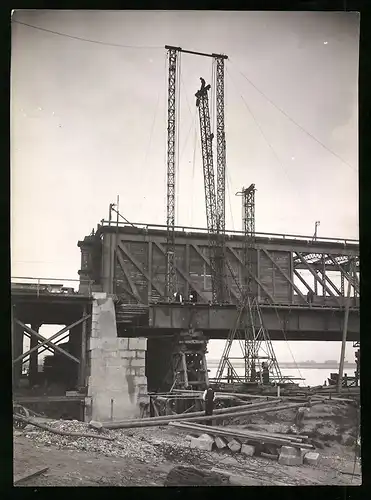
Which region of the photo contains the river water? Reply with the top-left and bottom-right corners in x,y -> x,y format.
206,365 -> 357,387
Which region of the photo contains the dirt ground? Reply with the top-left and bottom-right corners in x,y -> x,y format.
13,401 -> 361,487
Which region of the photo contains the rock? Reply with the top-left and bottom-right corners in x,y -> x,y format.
241,444 -> 255,456
13,431 -> 23,437
190,436 -> 214,451
227,439 -> 241,453
215,436 -> 228,449
278,446 -> 303,466
164,466 -> 229,486
304,451 -> 320,466
199,433 -> 214,442
260,452 -> 278,461
89,420 -> 103,431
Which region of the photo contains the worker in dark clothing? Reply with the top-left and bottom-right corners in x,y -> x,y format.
175,292 -> 181,303
189,289 -> 198,303
262,363 -> 270,385
307,290 -> 314,304
203,385 -> 216,426
200,77 -> 206,90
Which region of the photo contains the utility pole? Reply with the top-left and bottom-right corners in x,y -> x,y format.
337,259 -> 353,393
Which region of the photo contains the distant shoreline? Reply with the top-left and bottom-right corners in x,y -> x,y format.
207,360 -> 356,370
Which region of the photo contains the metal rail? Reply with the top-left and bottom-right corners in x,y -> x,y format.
99,220 -> 359,246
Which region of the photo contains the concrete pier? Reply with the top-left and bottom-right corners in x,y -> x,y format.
86,293 -> 148,421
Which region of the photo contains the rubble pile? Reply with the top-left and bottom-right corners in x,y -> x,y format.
21,420 -> 164,464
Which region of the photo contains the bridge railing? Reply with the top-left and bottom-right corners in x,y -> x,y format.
99,220 -> 359,247
11,276 -> 94,297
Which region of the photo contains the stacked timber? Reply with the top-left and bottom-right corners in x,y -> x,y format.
169,421 -> 314,451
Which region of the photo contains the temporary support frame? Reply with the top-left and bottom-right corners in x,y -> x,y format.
12,311 -> 91,389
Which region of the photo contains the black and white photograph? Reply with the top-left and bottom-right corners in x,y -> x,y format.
11,9 -> 360,487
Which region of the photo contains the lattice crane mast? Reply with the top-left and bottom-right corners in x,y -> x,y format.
195,79 -> 227,303
215,185 -> 283,384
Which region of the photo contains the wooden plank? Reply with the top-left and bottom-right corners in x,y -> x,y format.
14,467 -> 49,485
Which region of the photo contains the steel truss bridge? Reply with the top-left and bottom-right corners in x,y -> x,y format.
76,221 -> 359,342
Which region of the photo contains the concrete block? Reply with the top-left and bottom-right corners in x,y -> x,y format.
131,358 -> 146,367
88,337 -> 102,350
135,350 -> 146,359
215,436 -> 228,449
133,376 -> 147,386
117,338 -> 129,350
199,433 -> 214,442
101,339 -> 119,350
103,350 -> 119,358
304,452 -> 320,466
120,350 -> 136,359
241,444 -> 255,457
227,439 -> 241,453
190,436 -> 214,451
137,384 -> 148,395
134,367 -> 146,377
129,337 -> 147,351
89,420 -> 103,431
92,292 -> 107,299
126,367 -> 137,376
278,446 -> 303,466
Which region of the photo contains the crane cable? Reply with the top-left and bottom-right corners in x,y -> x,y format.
229,58 -> 356,173
225,66 -> 303,381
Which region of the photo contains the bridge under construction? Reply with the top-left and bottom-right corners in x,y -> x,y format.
11,44 -> 359,423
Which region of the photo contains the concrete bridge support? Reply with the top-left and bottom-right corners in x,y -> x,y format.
86,293 -> 148,422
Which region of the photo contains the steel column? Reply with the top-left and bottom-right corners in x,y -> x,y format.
79,306 -> 88,388
29,322 -> 41,385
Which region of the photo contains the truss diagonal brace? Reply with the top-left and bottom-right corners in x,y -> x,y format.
261,248 -> 308,305
118,242 -> 165,298
293,269 -> 315,295
191,243 -> 239,301
295,252 -> 342,306
328,255 -> 359,294
14,319 -> 81,364
227,246 -> 275,303
154,242 -> 208,302
116,249 -> 142,302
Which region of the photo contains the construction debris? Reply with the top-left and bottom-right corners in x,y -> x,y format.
169,421 -> 314,451
304,452 -> 320,466
278,446 -> 304,466
14,414 -> 114,441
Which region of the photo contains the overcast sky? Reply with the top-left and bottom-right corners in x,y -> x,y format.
11,10 -> 359,365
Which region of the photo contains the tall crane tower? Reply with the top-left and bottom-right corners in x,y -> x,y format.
215,185 -> 283,384
164,45 -> 228,303
195,79 -> 228,303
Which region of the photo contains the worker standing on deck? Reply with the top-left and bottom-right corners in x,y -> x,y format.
203,385 -> 216,426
